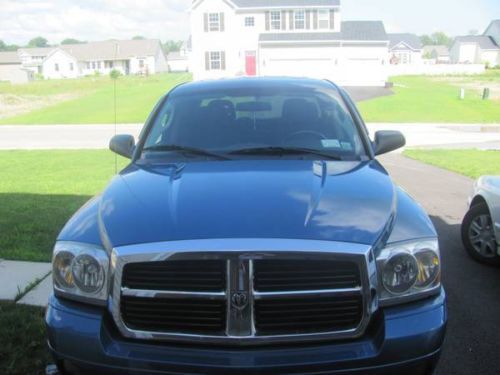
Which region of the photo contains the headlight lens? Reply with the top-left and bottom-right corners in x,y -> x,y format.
52,242 -> 109,305
377,239 -> 440,305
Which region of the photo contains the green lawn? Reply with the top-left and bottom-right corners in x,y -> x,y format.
358,73 -> 500,123
404,149 -> 500,179
0,150 -> 127,261
0,302 -> 49,375
0,73 -> 191,125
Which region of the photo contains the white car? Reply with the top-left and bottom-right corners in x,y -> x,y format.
462,176 -> 500,265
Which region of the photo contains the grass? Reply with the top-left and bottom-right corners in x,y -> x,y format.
0,150 -> 127,262
358,73 -> 500,123
404,149 -> 500,179
0,72 -> 191,125
0,302 -> 50,375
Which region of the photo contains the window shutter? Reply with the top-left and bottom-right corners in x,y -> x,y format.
329,9 -> 335,30
265,11 -> 270,31
220,13 -> 225,31
221,51 -> 226,70
204,13 -> 208,32
281,10 -> 287,30
313,10 -> 318,29
289,11 -> 294,30
306,10 -> 311,29
205,52 -> 210,70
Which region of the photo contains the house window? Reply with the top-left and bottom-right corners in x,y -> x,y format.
139,59 -> 145,68
97,61 -> 101,69
110,61 -> 114,68
318,9 -> 329,29
209,51 -> 221,70
294,10 -> 305,29
270,11 -> 281,30
55,63 -> 59,72
209,13 -> 220,31
92,62 -> 96,69
245,16 -> 255,27
69,63 -> 74,71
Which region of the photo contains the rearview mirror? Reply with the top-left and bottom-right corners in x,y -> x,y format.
109,134 -> 135,159
373,130 -> 406,156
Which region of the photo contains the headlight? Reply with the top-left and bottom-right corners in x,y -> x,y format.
52,241 -> 109,305
377,239 -> 440,306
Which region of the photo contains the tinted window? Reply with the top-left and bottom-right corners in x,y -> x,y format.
143,85 -> 366,160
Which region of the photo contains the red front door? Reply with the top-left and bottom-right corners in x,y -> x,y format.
245,52 -> 256,76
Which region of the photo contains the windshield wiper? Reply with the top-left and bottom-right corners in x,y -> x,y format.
142,144 -> 230,160
227,146 -> 342,160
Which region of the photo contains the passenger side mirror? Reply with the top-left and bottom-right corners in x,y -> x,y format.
373,130 -> 406,156
109,134 -> 135,159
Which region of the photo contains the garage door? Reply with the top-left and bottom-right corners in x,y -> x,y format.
262,57 -> 335,79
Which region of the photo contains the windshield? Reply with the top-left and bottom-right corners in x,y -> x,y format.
142,85 -> 366,161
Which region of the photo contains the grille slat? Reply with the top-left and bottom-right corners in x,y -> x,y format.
254,259 -> 361,292
122,260 -> 226,292
121,296 -> 226,334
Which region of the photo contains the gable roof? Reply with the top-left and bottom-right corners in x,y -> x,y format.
18,47 -> 56,57
387,33 -> 422,50
422,45 -> 449,57
454,35 -> 499,50
484,20 -> 500,45
341,21 -> 387,41
260,21 -> 387,43
0,51 -> 21,64
231,0 -> 340,7
60,39 -> 162,61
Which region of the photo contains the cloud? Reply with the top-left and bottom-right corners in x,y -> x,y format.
0,0 -> 190,45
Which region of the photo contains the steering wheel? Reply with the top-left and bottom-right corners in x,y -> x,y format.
284,130 -> 327,143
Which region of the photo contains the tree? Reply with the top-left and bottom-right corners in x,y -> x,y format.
28,36 -> 48,48
163,40 -> 183,52
132,35 -> 145,40
420,35 -> 434,46
432,32 -> 452,47
0,40 -> 19,51
61,38 -> 85,45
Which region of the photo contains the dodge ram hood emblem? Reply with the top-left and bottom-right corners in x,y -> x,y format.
231,291 -> 249,310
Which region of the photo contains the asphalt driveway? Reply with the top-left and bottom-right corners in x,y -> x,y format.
379,153 -> 500,375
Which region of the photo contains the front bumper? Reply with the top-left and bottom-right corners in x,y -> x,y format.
46,288 -> 447,374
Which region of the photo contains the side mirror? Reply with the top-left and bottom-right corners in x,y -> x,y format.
109,134 -> 135,159
373,130 -> 406,156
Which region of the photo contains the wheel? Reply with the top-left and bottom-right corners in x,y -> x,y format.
461,202 -> 500,266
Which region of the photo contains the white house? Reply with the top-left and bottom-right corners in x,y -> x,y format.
387,33 -> 422,65
189,0 -> 389,87
0,51 -> 33,83
15,39 -> 168,80
422,45 -> 450,64
450,20 -> 500,67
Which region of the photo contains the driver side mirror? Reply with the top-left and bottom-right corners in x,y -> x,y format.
373,130 -> 406,156
109,134 -> 135,159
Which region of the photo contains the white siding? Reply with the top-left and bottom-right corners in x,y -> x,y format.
42,50 -> 79,79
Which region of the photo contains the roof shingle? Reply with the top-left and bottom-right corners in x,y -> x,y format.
387,33 -> 422,50
454,35 -> 499,50
0,51 -> 21,64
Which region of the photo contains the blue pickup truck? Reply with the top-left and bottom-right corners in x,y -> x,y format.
46,77 -> 446,374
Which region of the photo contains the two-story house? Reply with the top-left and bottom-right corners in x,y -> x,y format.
190,0 -> 389,86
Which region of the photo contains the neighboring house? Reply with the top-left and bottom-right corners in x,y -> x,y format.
450,20 -> 500,66
18,47 -> 56,75
387,33 -> 422,65
167,51 -> 190,72
189,0 -> 390,87
16,39 -> 168,79
0,51 -> 33,84
422,45 -> 450,63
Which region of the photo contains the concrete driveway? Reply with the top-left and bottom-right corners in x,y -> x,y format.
380,153 -> 500,375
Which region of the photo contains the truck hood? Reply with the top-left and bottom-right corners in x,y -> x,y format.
98,160 -> 396,248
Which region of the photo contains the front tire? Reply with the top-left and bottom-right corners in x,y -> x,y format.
461,202 -> 500,266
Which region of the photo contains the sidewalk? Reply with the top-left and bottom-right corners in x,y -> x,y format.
0,123 -> 499,150
0,259 -> 52,307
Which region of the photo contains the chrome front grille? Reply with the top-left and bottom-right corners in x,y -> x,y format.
110,239 -> 376,345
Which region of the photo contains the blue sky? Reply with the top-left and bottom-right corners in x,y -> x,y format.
343,0 -> 500,35
0,0 -> 499,45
